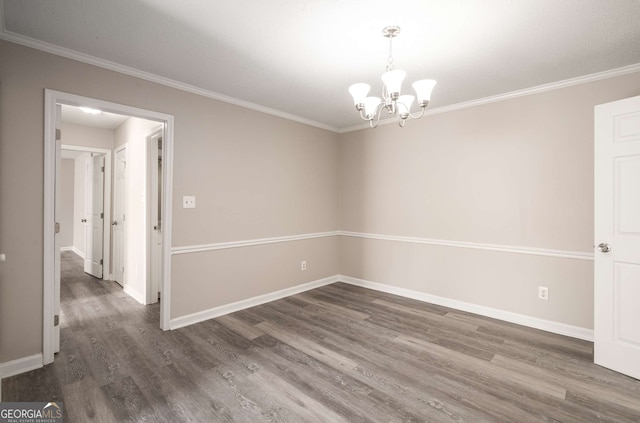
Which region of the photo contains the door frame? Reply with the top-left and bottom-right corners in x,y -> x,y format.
62,145 -> 112,280
113,144 -> 128,288
147,129 -> 163,304
44,89 -> 175,364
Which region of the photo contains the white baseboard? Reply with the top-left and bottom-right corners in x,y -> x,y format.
169,273 -> 593,341
170,275 -> 339,330
123,285 -> 146,305
0,354 -> 44,400
62,246 -> 85,258
339,275 -> 594,342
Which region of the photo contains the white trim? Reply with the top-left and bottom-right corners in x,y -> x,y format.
60,246 -> 74,252
146,128 -> 162,305
2,11 -> 637,134
160,120 -> 174,330
339,63 -> 640,133
171,231 -> 340,255
71,246 -> 85,258
169,230 -> 591,261
0,29 -> 338,133
170,275 -> 339,330
123,285 -> 146,305
339,231 -> 594,261
0,353 -> 43,380
44,90 -> 175,365
43,91 -> 56,365
0,353 -> 44,400
62,144 -> 112,280
339,275 -> 594,341
112,143 -> 128,293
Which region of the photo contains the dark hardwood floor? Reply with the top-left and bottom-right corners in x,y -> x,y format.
3,252 -> 640,422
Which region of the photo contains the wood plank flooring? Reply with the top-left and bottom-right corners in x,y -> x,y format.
3,251 -> 640,422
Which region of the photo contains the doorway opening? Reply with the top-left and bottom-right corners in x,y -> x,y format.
60,144 -> 112,281
44,90 -> 174,365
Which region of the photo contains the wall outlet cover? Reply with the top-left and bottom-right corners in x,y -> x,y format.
183,196 -> 196,209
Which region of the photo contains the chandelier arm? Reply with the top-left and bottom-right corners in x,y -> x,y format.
370,103 -> 386,128
407,107 -> 427,120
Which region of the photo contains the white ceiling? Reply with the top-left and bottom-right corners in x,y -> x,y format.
2,0 -> 640,131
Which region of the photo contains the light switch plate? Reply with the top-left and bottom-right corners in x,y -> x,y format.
183,196 -> 196,209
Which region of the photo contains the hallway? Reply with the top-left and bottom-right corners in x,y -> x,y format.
2,252 -> 160,421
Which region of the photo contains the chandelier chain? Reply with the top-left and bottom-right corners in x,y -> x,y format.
386,36 -> 394,72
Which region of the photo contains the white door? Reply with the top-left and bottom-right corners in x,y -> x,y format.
148,133 -> 162,304
84,154 -> 105,278
54,105 -> 62,354
113,146 -> 127,286
594,95 -> 640,380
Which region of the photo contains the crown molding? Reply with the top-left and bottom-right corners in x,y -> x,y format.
339,63 -> 640,133
2,6 -> 639,135
0,26 -> 340,133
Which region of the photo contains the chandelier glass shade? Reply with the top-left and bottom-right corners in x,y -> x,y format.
349,26 -> 437,128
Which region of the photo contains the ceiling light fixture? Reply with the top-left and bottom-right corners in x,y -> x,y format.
349,26 -> 437,128
79,106 -> 102,115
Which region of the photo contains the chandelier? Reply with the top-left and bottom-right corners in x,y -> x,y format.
349,26 -> 437,128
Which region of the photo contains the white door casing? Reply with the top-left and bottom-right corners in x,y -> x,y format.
44,90 -> 174,365
84,154 -> 105,278
148,131 -> 163,304
54,104 -> 62,354
114,146 -> 128,287
594,95 -> 640,380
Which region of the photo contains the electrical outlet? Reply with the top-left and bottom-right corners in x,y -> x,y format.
183,196 -> 196,209
301,260 -> 307,271
538,286 -> 549,300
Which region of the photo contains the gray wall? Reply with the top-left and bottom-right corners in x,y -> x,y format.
0,40 -> 340,362
61,122 -> 116,151
338,72 -> 640,329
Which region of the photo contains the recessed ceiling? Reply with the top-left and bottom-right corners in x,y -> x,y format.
2,0 -> 639,130
61,104 -> 129,130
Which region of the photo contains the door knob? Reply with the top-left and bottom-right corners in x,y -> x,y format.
597,243 -> 611,253
112,221 -> 118,226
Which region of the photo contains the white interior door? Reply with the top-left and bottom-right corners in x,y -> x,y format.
594,95 -> 640,380
54,104 -> 62,354
148,133 -> 162,304
113,146 -> 127,286
84,154 -> 105,278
